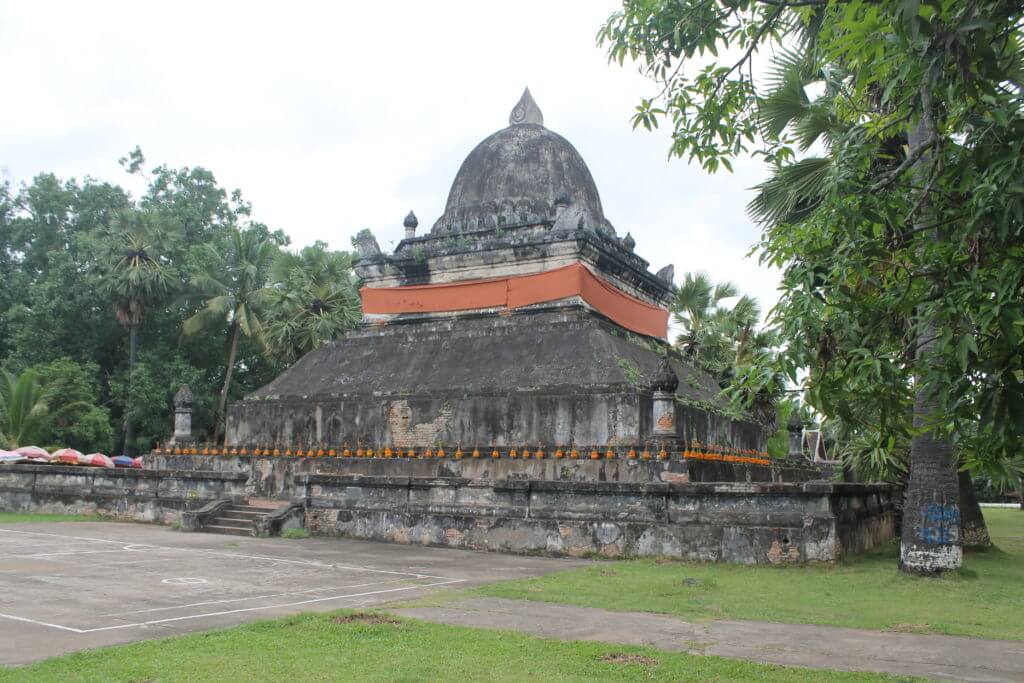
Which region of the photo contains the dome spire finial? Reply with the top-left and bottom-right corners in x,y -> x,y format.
509,87 -> 543,126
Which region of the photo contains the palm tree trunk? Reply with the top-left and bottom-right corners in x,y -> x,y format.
124,322 -> 139,456
213,321 -> 241,446
898,109 -> 962,574
900,353 -> 962,573
958,469 -> 991,549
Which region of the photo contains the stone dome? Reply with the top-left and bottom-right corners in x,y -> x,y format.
430,89 -> 615,236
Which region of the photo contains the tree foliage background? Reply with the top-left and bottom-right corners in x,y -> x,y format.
601,0 -> 1024,492
0,149 -> 361,453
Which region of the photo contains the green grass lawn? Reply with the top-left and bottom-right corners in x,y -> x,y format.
0,512 -> 93,524
0,610 -> 917,682
473,508 -> 1024,641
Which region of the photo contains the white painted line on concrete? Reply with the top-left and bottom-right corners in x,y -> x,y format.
0,579 -> 465,634
0,527 -> 132,545
193,550 -> 458,581
0,528 -> 460,581
98,579 -> 409,617
75,557 -> 208,568
0,612 -> 82,633
980,503 -> 1019,508
16,549 -> 134,558
82,579 -> 465,633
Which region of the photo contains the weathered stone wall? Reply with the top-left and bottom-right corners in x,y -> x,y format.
831,483 -> 900,556
227,392 -> 650,451
675,404 -> 765,453
225,309 -> 770,453
149,453 -> 826,500
0,463 -> 896,564
227,393 -> 769,456
0,465 -> 247,523
299,475 -> 898,564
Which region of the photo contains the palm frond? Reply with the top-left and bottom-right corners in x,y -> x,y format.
748,156 -> 833,225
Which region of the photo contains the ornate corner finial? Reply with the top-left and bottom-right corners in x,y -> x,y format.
650,356 -> 679,393
403,211 -> 418,229
787,410 -> 804,433
352,228 -> 382,259
623,232 -> 636,252
174,384 -> 193,409
509,87 -> 544,126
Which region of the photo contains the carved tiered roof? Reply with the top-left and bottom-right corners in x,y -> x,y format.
430,88 -> 615,238
354,90 -> 674,310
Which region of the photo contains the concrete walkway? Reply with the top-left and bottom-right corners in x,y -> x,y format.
393,598 -> 1024,682
0,522 -> 582,666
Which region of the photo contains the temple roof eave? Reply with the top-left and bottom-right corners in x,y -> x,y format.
354,226 -> 672,306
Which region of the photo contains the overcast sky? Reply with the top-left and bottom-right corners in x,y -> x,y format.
0,1 -> 782,318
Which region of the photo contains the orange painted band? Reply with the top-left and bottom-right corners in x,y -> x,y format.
360,263 -> 669,339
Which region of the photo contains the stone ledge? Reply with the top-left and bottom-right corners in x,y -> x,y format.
292,473 -> 894,498
0,464 -> 248,482
831,483 -> 900,495
299,474 -> 412,487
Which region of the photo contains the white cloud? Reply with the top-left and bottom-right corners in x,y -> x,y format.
0,0 -> 782,318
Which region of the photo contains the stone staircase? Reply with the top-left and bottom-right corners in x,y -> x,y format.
202,503 -> 271,536
183,498 -> 306,537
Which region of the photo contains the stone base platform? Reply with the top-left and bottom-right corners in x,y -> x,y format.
0,456 -> 895,565
148,452 -> 827,499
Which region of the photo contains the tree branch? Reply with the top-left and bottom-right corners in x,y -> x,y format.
718,5 -> 785,86
870,135 -> 937,192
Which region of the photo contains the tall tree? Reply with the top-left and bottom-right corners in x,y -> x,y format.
183,227 -> 278,444
95,209 -> 179,454
601,0 -> 1024,573
671,273 -> 738,366
672,273 -> 782,426
1,152 -> 287,452
264,245 -> 362,364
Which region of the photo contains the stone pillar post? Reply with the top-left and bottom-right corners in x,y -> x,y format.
649,357 -> 680,450
787,411 -> 805,460
403,211 -> 418,240
171,384 -> 194,446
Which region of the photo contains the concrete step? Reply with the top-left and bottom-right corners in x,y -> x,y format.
223,508 -> 268,518
210,516 -> 256,526
204,524 -> 255,537
247,498 -> 290,509
226,506 -> 273,516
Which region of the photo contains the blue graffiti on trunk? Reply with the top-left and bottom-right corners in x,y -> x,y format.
917,503 -> 960,544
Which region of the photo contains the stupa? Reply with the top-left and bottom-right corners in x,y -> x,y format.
226,90 -> 765,453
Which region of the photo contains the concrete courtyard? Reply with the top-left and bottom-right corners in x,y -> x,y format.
0,521 -> 582,666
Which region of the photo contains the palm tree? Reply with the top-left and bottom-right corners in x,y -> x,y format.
747,48 -> 846,228
0,369 -> 50,449
183,227 -> 278,444
671,272 -> 738,364
96,209 -> 178,454
0,369 -> 89,449
264,245 -> 362,364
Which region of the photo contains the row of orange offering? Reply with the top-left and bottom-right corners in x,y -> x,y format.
156,444 -> 771,465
